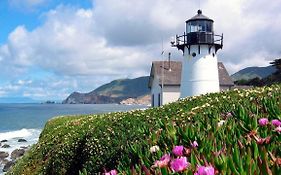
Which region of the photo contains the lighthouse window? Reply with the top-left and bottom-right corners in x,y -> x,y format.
187,21 -> 213,33
191,25 -> 197,32
206,21 -> 213,32
198,21 -> 206,31
187,21 -> 198,33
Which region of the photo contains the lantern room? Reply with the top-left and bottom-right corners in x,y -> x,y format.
172,10 -> 223,53
185,10 -> 214,44
186,10 -> 213,33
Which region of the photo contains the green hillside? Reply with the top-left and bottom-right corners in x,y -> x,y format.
8,84 -> 281,174
63,76 -> 150,104
94,76 -> 150,98
231,66 -> 276,81
233,60 -> 281,87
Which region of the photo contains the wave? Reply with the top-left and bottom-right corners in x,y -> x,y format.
0,128 -> 41,141
0,128 -> 42,174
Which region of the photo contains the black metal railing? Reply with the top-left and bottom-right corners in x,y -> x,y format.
172,32 -> 223,47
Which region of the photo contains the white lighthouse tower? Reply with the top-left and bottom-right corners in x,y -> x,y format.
172,10 -> 223,97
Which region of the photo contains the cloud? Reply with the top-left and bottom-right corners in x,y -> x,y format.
201,0 -> 281,73
0,5 -> 156,79
1,0 -> 281,100
17,79 -> 32,85
8,0 -> 48,11
21,78 -> 77,99
0,76 -> 78,100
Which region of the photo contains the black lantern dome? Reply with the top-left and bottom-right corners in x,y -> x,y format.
186,10 -> 213,22
172,10 -> 223,53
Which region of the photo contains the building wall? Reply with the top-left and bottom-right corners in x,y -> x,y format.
163,86 -> 180,105
151,76 -> 162,107
151,81 -> 233,107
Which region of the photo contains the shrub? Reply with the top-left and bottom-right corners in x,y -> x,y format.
8,84 -> 281,174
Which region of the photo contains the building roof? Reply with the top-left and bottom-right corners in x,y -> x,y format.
148,61 -> 182,88
218,62 -> 235,86
148,61 -> 234,88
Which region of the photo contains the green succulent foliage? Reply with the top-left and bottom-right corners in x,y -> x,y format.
8,84 -> 281,175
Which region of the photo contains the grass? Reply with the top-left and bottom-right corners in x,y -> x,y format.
8,84 -> 281,174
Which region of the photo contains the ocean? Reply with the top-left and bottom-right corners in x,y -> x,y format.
0,103 -> 147,174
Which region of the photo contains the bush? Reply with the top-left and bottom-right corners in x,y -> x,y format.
8,84 -> 281,174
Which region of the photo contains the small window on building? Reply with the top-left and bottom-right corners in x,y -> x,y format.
158,93 -> 161,106
152,94 -> 154,107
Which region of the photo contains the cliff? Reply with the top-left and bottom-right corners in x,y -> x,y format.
62,76 -> 150,104
119,95 -> 151,106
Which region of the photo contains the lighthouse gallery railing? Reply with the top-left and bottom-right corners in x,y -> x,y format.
174,32 -> 223,47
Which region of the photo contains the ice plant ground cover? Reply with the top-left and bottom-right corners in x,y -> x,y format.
8,84 -> 281,174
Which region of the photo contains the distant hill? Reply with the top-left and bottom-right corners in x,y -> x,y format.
62,76 -> 150,104
231,65 -> 276,81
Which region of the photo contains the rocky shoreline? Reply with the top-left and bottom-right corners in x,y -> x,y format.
119,95 -> 151,106
0,139 -> 30,173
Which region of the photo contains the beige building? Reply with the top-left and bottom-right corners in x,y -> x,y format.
148,61 -> 234,107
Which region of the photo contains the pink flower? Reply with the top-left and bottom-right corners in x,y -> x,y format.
191,141 -> 198,148
275,126 -> 281,133
105,169 -> 117,175
226,112 -> 232,118
256,136 -> 271,145
170,157 -> 190,172
153,154 -> 171,168
259,118 -> 268,126
172,145 -> 184,156
271,119 -> 281,127
195,165 -> 215,175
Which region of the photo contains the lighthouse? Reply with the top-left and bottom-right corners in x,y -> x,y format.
172,10 -> 223,98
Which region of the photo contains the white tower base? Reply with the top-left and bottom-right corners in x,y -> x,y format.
180,45 -> 220,98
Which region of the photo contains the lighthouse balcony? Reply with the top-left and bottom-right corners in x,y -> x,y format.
172,32 -> 223,52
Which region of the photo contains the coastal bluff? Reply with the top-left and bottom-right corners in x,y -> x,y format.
7,84 -> 281,174
63,76 -> 150,104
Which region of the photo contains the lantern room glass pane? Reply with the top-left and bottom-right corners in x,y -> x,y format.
197,21 -> 205,31
206,21 -> 213,32
186,20 -> 213,33
186,21 -> 197,33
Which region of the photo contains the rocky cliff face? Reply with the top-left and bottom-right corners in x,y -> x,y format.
120,95 -> 151,106
62,91 -> 126,104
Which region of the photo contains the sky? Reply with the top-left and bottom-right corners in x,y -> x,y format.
0,0 -> 280,101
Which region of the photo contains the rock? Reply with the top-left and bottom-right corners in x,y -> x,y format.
0,152 -> 9,160
0,140 -> 8,143
120,95 -> 151,105
11,149 -> 25,160
3,161 -> 15,172
20,146 -> 29,149
18,138 -> 27,142
1,144 -> 11,148
62,91 -> 125,104
1,159 -> 9,165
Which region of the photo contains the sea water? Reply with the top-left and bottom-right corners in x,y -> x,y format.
0,103 -> 147,174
